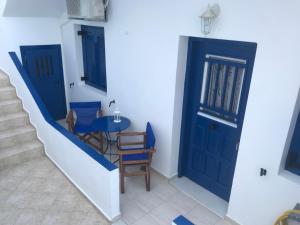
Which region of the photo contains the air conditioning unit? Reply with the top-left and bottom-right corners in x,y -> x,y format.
66,0 -> 110,21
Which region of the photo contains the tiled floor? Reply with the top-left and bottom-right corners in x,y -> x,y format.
0,157 -> 109,225
170,177 -> 228,217
114,167 -> 233,225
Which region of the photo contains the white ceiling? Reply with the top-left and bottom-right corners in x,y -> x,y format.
2,0 -> 66,17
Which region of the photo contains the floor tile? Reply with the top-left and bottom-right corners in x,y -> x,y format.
121,201 -> 147,224
0,176 -> 24,191
2,162 -> 34,178
16,177 -> 45,193
40,178 -> 65,194
0,189 -> 13,207
167,192 -> 198,214
170,177 -> 228,217
112,219 -> 128,225
5,191 -> 34,209
0,208 -> 19,225
14,209 -> 46,225
132,214 -> 166,225
41,212 -> 85,225
215,219 -> 234,225
185,204 -> 221,225
29,192 -> 57,210
80,212 -> 110,225
150,202 -> 181,225
151,181 -> 178,201
134,191 -> 164,213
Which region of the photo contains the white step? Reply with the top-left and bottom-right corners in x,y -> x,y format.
0,140 -> 44,170
0,75 -> 10,88
0,126 -> 36,149
0,70 -> 8,79
0,86 -> 16,101
0,99 -> 23,115
0,112 -> 29,131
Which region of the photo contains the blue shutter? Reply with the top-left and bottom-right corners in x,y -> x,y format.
81,25 -> 107,92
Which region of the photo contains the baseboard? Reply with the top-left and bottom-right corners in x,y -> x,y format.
44,151 -> 121,222
151,166 -> 178,180
225,216 -> 240,225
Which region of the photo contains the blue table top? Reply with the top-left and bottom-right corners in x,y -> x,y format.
92,116 -> 131,133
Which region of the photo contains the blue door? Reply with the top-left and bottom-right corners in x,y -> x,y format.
20,45 -> 67,120
178,38 -> 257,201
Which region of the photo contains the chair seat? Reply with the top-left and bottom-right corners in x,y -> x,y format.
74,122 -> 97,133
122,153 -> 149,161
120,147 -> 149,161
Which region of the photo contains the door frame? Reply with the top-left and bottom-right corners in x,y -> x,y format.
20,44 -> 67,120
178,37 -> 257,188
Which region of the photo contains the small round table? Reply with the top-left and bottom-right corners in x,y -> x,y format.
92,116 -> 131,161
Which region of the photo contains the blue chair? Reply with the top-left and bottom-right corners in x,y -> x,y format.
66,101 -> 103,151
117,122 -> 156,193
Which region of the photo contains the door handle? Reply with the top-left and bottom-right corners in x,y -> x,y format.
209,124 -> 217,130
81,75 -> 88,81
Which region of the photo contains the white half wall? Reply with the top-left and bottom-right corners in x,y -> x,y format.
61,1 -> 300,225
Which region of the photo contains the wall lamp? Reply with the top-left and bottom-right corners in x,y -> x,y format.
200,3 -> 221,36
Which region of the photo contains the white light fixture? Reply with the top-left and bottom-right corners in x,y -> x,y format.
200,3 -> 221,36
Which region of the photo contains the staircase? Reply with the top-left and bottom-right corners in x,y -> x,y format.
0,70 -> 44,170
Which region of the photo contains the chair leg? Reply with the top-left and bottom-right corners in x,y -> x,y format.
146,165 -> 150,191
99,132 -> 104,153
120,165 -> 125,193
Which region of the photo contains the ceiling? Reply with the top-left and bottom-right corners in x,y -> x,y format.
2,0 -> 66,17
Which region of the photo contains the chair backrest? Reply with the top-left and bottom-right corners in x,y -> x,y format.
146,122 -> 155,149
70,101 -> 101,125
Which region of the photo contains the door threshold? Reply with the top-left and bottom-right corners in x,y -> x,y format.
170,177 -> 228,218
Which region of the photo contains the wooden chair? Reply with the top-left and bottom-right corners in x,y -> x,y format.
117,122 -> 156,193
66,101 -> 104,152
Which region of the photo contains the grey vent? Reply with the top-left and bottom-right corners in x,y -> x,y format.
66,0 -> 81,18
66,0 -> 109,21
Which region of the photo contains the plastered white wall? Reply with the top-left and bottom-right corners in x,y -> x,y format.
61,1 -> 300,224
0,2 -> 120,221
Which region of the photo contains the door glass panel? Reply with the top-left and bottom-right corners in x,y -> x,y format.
223,66 -> 236,112
232,68 -> 245,114
200,62 -> 209,104
207,63 -> 219,107
215,65 -> 227,108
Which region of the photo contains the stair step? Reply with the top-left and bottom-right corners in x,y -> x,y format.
0,112 -> 29,131
0,86 -> 16,101
0,126 -> 36,149
0,99 -> 23,115
0,70 -> 8,79
0,75 -> 10,88
0,140 -> 44,170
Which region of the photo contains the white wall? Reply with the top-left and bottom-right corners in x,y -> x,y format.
3,0 -> 66,17
61,1 -> 300,224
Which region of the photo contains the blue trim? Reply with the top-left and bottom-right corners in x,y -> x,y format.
173,216 -> 194,225
9,52 -> 117,171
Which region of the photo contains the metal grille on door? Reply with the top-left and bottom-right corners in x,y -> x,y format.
199,55 -> 246,124
34,56 -> 53,77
